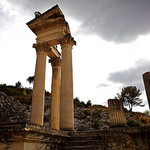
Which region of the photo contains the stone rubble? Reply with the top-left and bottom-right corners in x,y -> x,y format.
0,91 -> 29,123
0,91 -> 149,131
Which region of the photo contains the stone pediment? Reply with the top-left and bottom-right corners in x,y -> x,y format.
27,5 -> 70,46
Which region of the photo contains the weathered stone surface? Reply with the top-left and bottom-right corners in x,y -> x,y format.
143,72 -> 150,109
0,123 -> 69,150
0,91 -> 29,123
27,5 -> 75,130
1,92 -> 150,149
74,107 -> 109,131
108,99 -> 127,127
0,123 -> 150,150
60,127 -> 150,150
1,92 -> 150,131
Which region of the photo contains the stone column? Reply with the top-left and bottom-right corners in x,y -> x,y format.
143,72 -> 150,109
30,42 -> 50,125
50,57 -> 61,130
59,34 -> 76,130
108,99 -> 127,127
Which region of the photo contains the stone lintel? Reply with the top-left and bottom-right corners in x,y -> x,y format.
48,46 -> 60,58
33,42 -> 60,58
36,23 -> 70,46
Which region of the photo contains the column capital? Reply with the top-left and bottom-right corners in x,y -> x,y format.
59,34 -> 76,46
49,57 -> 61,68
33,42 -> 51,53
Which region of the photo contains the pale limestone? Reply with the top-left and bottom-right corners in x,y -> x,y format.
50,57 -> 61,130
30,49 -> 47,125
108,99 -> 127,127
27,5 -> 76,130
60,35 -> 76,130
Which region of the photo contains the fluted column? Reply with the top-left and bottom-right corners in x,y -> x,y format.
108,99 -> 127,127
143,72 -> 150,109
59,34 -> 76,130
50,57 -> 61,130
30,42 -> 50,125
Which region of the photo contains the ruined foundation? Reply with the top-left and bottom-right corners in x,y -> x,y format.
0,123 -> 150,150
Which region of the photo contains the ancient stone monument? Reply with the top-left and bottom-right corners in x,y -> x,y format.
143,72 -> 150,109
2,4 -> 150,150
27,5 -> 76,130
108,99 -> 127,127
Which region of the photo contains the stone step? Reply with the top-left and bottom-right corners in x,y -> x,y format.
69,131 -> 102,137
64,140 -> 103,146
59,145 -> 103,150
69,135 -> 102,141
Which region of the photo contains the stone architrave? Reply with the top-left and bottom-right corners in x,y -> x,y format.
59,34 -> 76,130
30,42 -> 50,125
108,99 -> 127,127
143,72 -> 150,109
50,57 -> 61,130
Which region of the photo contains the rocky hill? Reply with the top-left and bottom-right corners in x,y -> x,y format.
0,85 -> 150,131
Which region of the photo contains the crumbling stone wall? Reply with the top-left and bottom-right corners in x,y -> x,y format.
0,124 -> 150,150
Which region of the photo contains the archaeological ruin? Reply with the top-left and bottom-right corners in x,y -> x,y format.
108,99 -> 127,127
1,5 -> 150,150
28,5 -> 76,131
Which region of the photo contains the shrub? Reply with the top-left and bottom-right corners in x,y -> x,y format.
15,81 -> 22,88
92,119 -> 100,129
92,109 -> 102,118
78,101 -> 86,107
84,109 -> 91,116
74,97 -> 86,107
141,118 -> 147,124
86,100 -> 92,107
127,120 -> 141,127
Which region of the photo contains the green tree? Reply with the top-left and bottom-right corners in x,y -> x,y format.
86,100 -> 92,107
27,76 -> 34,84
15,81 -> 22,88
74,97 -> 86,107
117,86 -> 145,111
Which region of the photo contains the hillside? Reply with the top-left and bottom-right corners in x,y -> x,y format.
0,84 -> 150,131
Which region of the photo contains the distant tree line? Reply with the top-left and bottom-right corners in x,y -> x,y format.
74,97 -> 92,108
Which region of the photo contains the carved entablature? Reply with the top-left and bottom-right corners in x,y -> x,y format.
33,42 -> 51,53
27,5 -> 70,37
50,57 -> 61,68
31,19 -> 67,34
59,34 -> 76,46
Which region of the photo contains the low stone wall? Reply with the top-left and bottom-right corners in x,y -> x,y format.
0,123 -> 69,150
65,126 -> 150,150
0,123 -> 150,150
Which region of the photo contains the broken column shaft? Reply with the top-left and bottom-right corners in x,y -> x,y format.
108,99 -> 127,127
